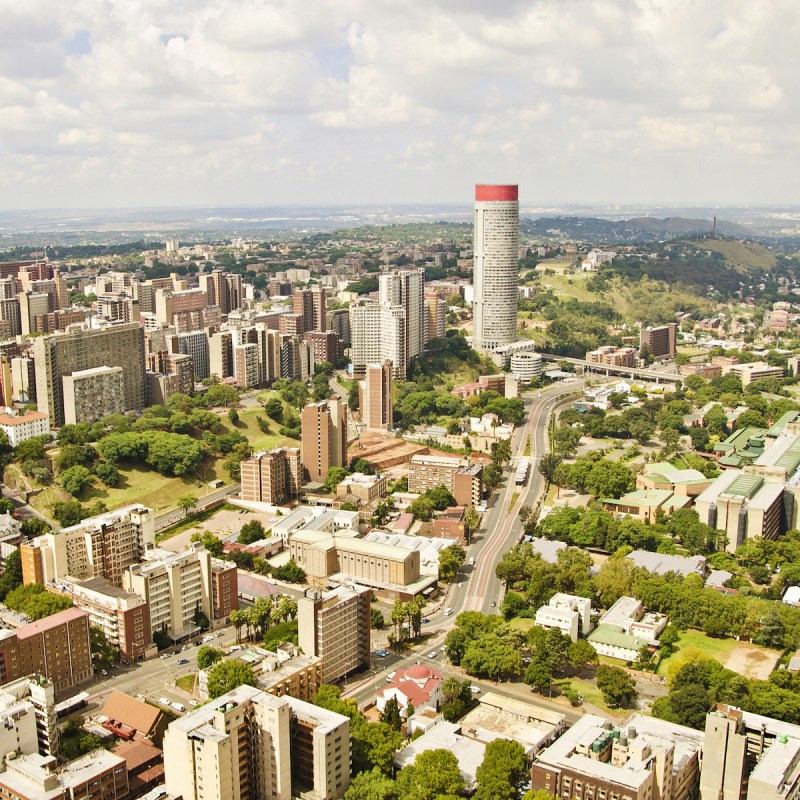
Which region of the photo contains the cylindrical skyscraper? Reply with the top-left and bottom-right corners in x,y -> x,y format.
472,184 -> 519,352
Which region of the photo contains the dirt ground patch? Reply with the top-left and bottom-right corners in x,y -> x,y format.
723,643 -> 780,681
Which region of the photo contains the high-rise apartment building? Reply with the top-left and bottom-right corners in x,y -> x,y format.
326,308 -> 351,347
472,184 -> 520,352
33,323 -> 146,427
350,303 -> 406,379
124,543 -> 238,640
209,330 -> 234,380
21,505 -> 155,588
178,330 -> 211,379
304,330 -> 343,366
640,323 -> 677,359
234,342 -> 260,388
379,268 -> 425,358
293,287 -> 327,333
0,608 -> 93,692
199,270 -> 243,315
50,576 -> 152,663
240,448 -> 302,505
280,335 -> 314,381
62,365 -> 126,425
164,685 -> 351,800
360,360 -> 393,432
298,585 -> 371,684
301,399 -> 347,482
425,296 -> 446,341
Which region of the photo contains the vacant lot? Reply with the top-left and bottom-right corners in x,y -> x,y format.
658,629 -> 780,680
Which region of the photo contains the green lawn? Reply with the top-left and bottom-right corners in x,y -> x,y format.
556,677 -> 619,717
508,617 -> 535,632
656,629 -> 738,676
176,674 -> 197,693
233,408 -> 294,452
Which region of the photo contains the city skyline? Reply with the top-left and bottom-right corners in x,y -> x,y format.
2,1 -> 798,210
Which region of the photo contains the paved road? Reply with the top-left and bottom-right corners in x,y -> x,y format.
154,483 -> 241,531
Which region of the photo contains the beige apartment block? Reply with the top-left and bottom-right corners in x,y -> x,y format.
240,448 -> 303,505
301,399 -> 347,483
298,585 -> 371,684
62,365 -> 125,425
407,454 -> 483,507
164,684 -> 350,800
360,360 -> 393,432
21,505 -> 155,588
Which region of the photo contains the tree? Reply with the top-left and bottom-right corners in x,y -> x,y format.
652,684 -> 713,730
584,460 -> 635,498
524,658 -> 553,694
206,661 -> 257,698
371,609 -> 386,629
272,558 -> 306,583
190,530 -> 223,557
0,549 -> 23,601
230,609 -> 247,643
596,665 -> 638,708
757,607 -> 787,649
205,383 -> 239,408
264,396 -> 284,423
5,584 -> 73,620
94,462 -> 119,486
380,696 -> 402,730
439,544 -> 466,582
324,466 -> 349,493
60,465 -> 94,496
344,769 -> 399,800
197,645 -> 225,670
51,499 -> 86,527
567,639 -> 598,670
483,462 -> 503,491
239,520 -> 266,544
474,739 -> 528,800
178,494 -> 198,518
441,676 -> 466,705
395,749 -> 466,800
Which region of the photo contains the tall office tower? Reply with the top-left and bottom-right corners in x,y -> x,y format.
360,360 -> 393,432
178,330 -> 211,379
63,365 -> 126,425
350,303 -> 406,379
640,323 -> 677,359
0,277 -> 17,299
301,399 -> 347,482
19,292 -> 51,335
298,585 -> 371,684
21,505 -> 155,588
163,685 -> 351,800
209,330 -> 233,379
425,296 -> 446,341
240,448 -> 303,504
53,270 -> 68,309
473,184 -> 520,352
33,323 -> 146,427
293,287 -> 327,333
234,342 -> 260,388
379,268 -> 425,357
256,325 -> 282,384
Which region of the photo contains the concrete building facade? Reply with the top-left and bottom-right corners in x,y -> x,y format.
240,448 -> 303,505
301,399 -> 347,483
407,454 -> 483,507
62,365 -> 125,425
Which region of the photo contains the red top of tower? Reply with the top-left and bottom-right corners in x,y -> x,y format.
475,184 -> 518,201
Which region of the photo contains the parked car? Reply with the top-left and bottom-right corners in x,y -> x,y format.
159,697 -> 170,706
470,686 -> 481,695
443,608 -> 453,616
428,651 -> 437,659
422,618 -> 430,624
171,702 -> 186,713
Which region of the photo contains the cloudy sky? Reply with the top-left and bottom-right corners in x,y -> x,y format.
1,0 -> 797,209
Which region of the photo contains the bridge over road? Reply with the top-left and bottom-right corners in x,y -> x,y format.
538,352 -> 681,383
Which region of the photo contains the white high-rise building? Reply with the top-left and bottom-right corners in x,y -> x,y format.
473,184 -> 519,352
379,268 -> 425,358
350,303 -> 406,379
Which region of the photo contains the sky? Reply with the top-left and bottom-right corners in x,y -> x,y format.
1,0 -> 798,210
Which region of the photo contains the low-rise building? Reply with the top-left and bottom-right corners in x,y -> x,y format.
335,473 -> 387,504
0,409 -> 49,447
587,597 -> 667,662
627,550 -> 707,578
100,690 -> 169,745
269,505 -> 360,544
635,462 -> 714,498
531,713 -> 703,800
534,594 -> 594,642
729,360 -> 784,386
602,488 -> 691,523
377,664 -> 442,719
239,448 -> 303,505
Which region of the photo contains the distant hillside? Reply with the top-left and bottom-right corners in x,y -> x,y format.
683,238 -> 776,272
521,216 -> 753,242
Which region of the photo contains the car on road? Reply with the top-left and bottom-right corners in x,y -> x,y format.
443,608 -> 453,616
171,702 -> 186,713
159,697 -> 170,706
159,653 -> 168,660
375,649 -> 389,658
422,618 -> 430,623
470,686 -> 481,694
216,631 -> 225,638
100,669 -> 107,676
469,557 -> 475,565
428,651 -> 437,659
229,645 -> 240,652
386,671 -> 396,682
490,600 -> 496,607
178,658 -> 189,665
458,583 -> 463,588
189,699 -> 198,706
202,635 -> 214,642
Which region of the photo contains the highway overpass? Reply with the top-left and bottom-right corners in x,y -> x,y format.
538,352 -> 681,383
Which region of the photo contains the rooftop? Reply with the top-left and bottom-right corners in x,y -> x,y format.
15,607 -> 87,640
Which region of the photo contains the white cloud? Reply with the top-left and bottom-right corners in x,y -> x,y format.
0,0 -> 799,207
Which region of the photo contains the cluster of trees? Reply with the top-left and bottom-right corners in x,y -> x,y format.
408,486 -> 456,521
444,612 -> 524,682
465,390 -> 525,426
228,595 -> 299,644
0,550 -> 23,602
523,505 -> 724,558
197,645 -> 225,670
654,654 -> 800,728
438,543 -> 467,582
523,626 -> 598,696
4,584 -> 73,620
98,430 -> 205,477
206,660 -> 257,698
548,453 -> 636,499
389,596 -> 426,648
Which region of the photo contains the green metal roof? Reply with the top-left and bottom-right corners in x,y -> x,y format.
766,410 -> 800,438
724,474 -> 764,499
588,624 -> 649,651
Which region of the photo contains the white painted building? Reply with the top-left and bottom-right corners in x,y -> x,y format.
0,409 -> 49,447
534,593 -> 594,642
